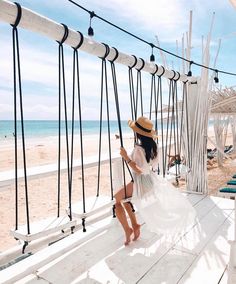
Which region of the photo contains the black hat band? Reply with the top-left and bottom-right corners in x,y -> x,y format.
135,122 -> 151,133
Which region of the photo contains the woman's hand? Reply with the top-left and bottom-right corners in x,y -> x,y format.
120,146 -> 142,175
120,147 -> 128,160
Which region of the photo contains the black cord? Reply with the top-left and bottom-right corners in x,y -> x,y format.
96,59 -> 104,197
72,43 -> 86,219
183,82 -> 191,171
57,24 -> 70,218
96,44 -> 110,197
101,44 -> 114,200
128,64 -> 136,121
164,72 -> 174,174
110,61 -> 134,199
57,42 -> 62,217
174,72 -> 181,177
158,75 -> 165,177
12,2 -> 31,235
68,0 -> 236,77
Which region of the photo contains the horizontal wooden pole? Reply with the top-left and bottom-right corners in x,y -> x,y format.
0,0 -> 196,82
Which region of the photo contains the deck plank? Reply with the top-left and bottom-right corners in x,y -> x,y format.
219,268 -> 229,284
174,198 -> 234,255
138,248 -> 196,284
1,195 -> 235,284
177,211 -> 234,284
29,223 -> 175,283
136,197 -> 234,284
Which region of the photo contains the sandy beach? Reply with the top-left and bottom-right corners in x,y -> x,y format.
0,129 -> 235,253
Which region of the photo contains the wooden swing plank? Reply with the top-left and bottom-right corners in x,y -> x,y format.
71,195 -> 114,219
0,215 -> 114,284
10,216 -> 76,242
71,195 -> 132,219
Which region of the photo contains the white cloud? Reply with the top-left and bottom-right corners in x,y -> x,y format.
1,0 -> 235,120
73,0 -> 188,42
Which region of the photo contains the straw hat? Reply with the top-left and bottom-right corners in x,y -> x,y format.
128,116 -> 157,138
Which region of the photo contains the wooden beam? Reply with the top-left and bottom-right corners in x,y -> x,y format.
0,0 -> 195,82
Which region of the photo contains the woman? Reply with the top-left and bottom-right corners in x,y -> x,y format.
114,116 -> 196,245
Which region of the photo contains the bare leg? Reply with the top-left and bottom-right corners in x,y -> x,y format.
115,182 -> 136,245
124,202 -> 141,241
115,202 -> 133,245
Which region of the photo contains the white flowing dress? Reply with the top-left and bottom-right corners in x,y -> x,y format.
113,145 -> 196,238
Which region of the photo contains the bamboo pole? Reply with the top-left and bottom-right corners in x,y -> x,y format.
0,0 -> 195,82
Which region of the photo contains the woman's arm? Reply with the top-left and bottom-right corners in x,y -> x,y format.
120,147 -> 142,175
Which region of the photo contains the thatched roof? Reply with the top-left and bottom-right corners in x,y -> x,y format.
210,87 -> 236,115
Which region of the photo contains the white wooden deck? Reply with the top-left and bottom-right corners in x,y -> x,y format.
0,194 -> 235,284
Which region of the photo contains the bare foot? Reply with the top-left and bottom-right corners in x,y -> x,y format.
124,228 -> 133,246
133,224 -> 141,241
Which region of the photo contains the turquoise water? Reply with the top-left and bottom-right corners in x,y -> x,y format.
0,120 -> 214,140
0,120 -> 132,139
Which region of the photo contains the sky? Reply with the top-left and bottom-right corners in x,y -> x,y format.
0,0 -> 236,120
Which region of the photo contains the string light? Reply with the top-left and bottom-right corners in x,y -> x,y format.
187,61 -> 193,76
214,70 -> 219,83
68,0 -> 236,78
88,11 -> 95,37
150,43 -> 155,62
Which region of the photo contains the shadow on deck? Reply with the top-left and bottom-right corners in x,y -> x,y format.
0,194 -> 235,284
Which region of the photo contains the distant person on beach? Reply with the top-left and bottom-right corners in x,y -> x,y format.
113,116 -> 196,245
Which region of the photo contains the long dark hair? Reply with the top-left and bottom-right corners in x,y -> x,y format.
136,133 -> 157,163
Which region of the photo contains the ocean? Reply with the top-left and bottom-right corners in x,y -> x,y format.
0,120 -> 214,141
0,120 -> 132,140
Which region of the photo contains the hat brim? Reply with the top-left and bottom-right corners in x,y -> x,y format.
128,120 -> 157,139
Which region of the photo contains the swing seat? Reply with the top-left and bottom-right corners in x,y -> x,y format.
70,195 -> 132,220
70,195 -> 132,234
71,195 -> 114,219
10,216 -> 76,243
